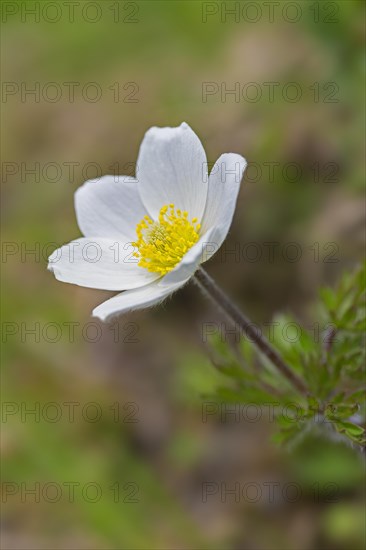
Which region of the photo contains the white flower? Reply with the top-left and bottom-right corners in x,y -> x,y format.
48,123 -> 247,321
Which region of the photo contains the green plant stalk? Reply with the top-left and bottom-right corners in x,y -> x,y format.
194,267 -> 308,397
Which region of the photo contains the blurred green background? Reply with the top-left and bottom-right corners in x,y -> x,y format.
1,1 -> 365,549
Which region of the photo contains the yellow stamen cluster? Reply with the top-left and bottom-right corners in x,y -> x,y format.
132,204 -> 201,276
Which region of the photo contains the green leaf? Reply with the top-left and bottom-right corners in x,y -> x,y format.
320,287 -> 337,311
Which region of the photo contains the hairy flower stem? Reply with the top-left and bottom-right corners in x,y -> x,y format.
194,267 -> 308,397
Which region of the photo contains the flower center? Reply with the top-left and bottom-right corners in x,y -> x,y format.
132,204 -> 201,276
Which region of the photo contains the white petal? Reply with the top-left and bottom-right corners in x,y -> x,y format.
75,176 -> 148,240
200,153 -> 247,259
48,238 -> 158,291
137,122 -> 208,221
92,279 -> 189,322
159,227 -> 216,287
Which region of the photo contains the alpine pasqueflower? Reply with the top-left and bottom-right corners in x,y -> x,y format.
48,123 -> 247,321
